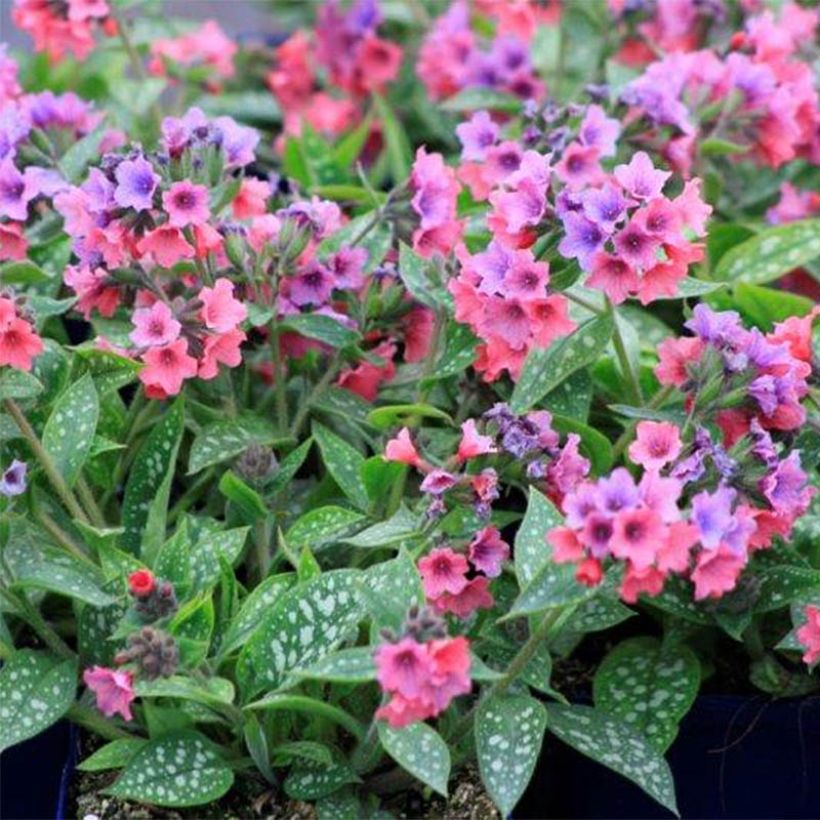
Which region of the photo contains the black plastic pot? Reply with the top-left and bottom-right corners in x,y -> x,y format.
517,695 -> 820,819
0,721 -> 77,820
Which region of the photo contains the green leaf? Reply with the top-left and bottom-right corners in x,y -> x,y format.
188,521 -> 249,593
239,569 -> 362,696
219,470 -> 268,521
359,550 -> 423,632
508,560 -> 592,617
546,704 -> 678,816
60,121 -> 109,183
699,137 -> 750,157
652,277 -> 726,299
378,722 -> 451,797
293,646 -> 376,683
372,94 -> 412,182
0,650 -> 77,753
285,758 -> 361,800
280,314 -> 360,349
41,373 -> 99,486
77,738 -> 146,772
440,87 -> 524,113
367,402 -> 453,430
510,313 -> 614,413
188,417 -> 277,474
714,219 -> 820,284
755,566 -> 820,612
514,487 -> 563,588
0,368 -> 43,400
342,505 -> 419,548
397,241 -> 453,311
594,637 -> 700,752
286,506 -> 366,550
541,369 -> 593,421
134,675 -> 235,707
0,260 -> 50,285
107,731 -> 234,807
571,596 -> 635,633
421,321 -> 477,385
154,521 -> 192,594
122,399 -> 184,555
476,694 -> 547,815
733,283 -> 815,331
319,213 -> 392,272
268,438 -> 313,495
312,422 -> 369,510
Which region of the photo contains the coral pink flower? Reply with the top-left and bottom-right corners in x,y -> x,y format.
83,666 -> 135,721
468,526 -> 509,577
63,265 -> 119,319
432,576 -> 494,618
576,557 -> 604,587
198,329 -> 246,380
419,547 -> 469,599
691,546 -> 746,601
355,35 -> 403,92
655,336 -> 704,386
137,226 -> 195,268
198,278 -> 247,333
628,421 -> 683,471
548,526 -> 585,563
656,521 -> 698,573
402,306 -> 436,363
139,339 -> 198,396
620,565 -> 666,603
384,427 -> 424,468
129,301 -> 180,348
0,222 -> 27,261
375,637 -> 435,700
797,606 -> 820,666
232,177 -> 270,220
609,507 -> 665,570
162,181 -> 210,227
456,419 -> 497,462
0,317 -> 44,371
0,297 -> 14,328
427,635 -> 471,705
337,340 -> 396,401
587,252 -> 639,304
768,306 -> 820,363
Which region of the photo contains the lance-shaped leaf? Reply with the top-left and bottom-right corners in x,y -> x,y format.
378,722 -> 451,797
476,694 -> 547,815
187,417 -> 278,474
312,421 -> 369,510
293,646 -> 376,683
514,487 -> 563,587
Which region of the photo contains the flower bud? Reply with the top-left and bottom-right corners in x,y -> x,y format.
128,569 -> 156,599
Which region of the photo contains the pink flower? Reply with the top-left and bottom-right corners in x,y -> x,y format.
63,265 -> 119,319
576,557 -> 604,587
586,252 -> 639,304
385,427 -> 424,468
162,181 -> 210,227
139,339 -> 198,396
620,565 -> 666,603
83,666 -> 135,721
418,547 -> 469,599
0,222 -> 27,261
456,419 -> 497,462
613,151 -> 670,200
655,336 -> 704,386
375,637 -> 435,700
137,226 -> 195,268
468,526 -> 509,577
232,177 -> 270,220
548,526 -> 585,563
129,301 -> 180,348
198,278 -> 247,333
797,606 -> 820,666
198,329 -> 246,380
609,507 -> 664,571
691,546 -> 746,601
0,317 -> 44,371
432,576 -> 494,618
628,421 -> 683,471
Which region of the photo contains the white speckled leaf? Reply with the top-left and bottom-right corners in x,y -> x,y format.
509,559 -> 593,617
594,637 -> 700,752
476,694 -> 547,815
342,506 -> 419,548
286,506 -> 365,551
0,650 -> 77,752
378,722 -> 451,797
107,731 -> 234,807
187,417 -> 277,475
239,569 -> 362,696
77,738 -> 146,772
284,758 -> 361,800
359,550 -> 423,632
755,566 -> 820,612
316,787 -> 362,820
188,521 -> 249,593
42,373 -> 99,486
510,313 -> 614,413
121,399 -> 185,554
546,703 -> 679,816
312,421 -> 369,510
293,646 -> 376,683
514,487 -> 563,587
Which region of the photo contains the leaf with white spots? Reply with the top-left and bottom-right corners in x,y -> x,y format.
510,312 -> 614,413
594,637 -> 700,752
316,787 -> 362,820
0,368 -> 43,400
187,417 -> 278,474
755,566 -> 820,612
6,522 -> 115,606
514,487 -> 563,587
378,721 -> 451,797
359,549 -> 424,632
218,573 -> 295,657
570,595 -> 635,634
714,219 -> 820,284
42,373 -> 99,486
545,703 -> 679,816
78,738 -> 146,771
238,569 -> 362,697
284,757 -> 361,800
106,731 -> 234,807
509,559 -> 593,618
342,505 -> 420,548
122,399 -> 185,555
187,519 -> 250,593
134,675 -> 235,707
293,646 -> 376,683
0,650 -> 77,753
312,421 -> 369,511
476,694 -> 547,815
286,506 -> 366,551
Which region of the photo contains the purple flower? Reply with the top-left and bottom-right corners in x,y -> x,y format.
0,158 -> 38,220
613,151 -> 670,200
761,451 -> 813,516
474,241 -> 513,295
214,116 -> 259,169
748,419 -> 778,468
327,247 -> 367,289
114,156 -> 159,212
684,304 -> 743,347
563,483 -> 601,529
691,485 -> 736,550
289,263 -> 335,307
558,212 -> 605,269
420,469 -> 458,495
582,512 -> 615,558
581,184 -> 630,233
578,104 -> 620,157
749,375 -> 779,416
0,460 -> 27,497
82,168 -> 115,214
456,110 -> 499,161
597,468 -> 640,514
613,219 -> 661,269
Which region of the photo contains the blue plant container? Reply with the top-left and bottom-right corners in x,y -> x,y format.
517,695 -> 820,819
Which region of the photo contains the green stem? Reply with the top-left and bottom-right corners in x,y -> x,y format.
4,399 -> 90,525
609,303 -> 643,406
3,588 -> 74,659
288,357 -> 342,439
67,703 -> 137,741
76,476 -> 107,528
564,289 -> 604,315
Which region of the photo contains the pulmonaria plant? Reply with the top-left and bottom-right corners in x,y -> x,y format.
1,1 -> 820,818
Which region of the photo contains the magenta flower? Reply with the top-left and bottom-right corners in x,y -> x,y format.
289,264 -> 335,307
503,255 -> 549,299
628,421 -> 683,472
198,278 -> 247,332
468,526 -> 509,577
580,513 -> 614,559
578,104 -> 621,157
613,219 -> 661,270
609,507 -> 665,571
432,576 -> 494,618
162,180 -> 210,227
456,110 -> 499,161
83,666 -> 136,721
420,469 -> 457,495
586,252 -> 639,304
613,152 -> 671,200
327,247 -> 367,289
375,637 -> 435,700
418,547 -> 469,599
129,301 -> 181,348
114,156 -> 160,212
